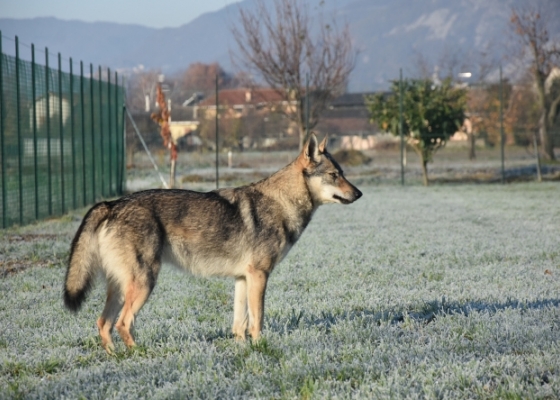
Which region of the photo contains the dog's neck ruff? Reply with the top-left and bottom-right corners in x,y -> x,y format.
254,162 -> 316,237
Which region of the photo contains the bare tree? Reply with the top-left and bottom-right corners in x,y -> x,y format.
511,6 -> 560,160
180,63 -> 232,97
231,0 -> 355,149
126,69 -> 162,112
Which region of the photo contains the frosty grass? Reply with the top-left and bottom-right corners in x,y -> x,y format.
1,183 -> 559,399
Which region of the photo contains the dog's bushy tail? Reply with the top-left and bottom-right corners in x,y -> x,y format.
63,202 -> 110,312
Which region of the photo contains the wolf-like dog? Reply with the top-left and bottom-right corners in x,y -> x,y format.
64,134 -> 362,353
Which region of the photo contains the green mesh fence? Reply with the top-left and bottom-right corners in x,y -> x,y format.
0,37 -> 126,228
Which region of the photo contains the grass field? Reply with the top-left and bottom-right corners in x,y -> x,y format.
1,182 -> 559,399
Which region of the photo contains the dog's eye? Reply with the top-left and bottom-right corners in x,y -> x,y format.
330,172 -> 338,179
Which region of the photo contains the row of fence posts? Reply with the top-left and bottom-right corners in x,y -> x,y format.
0,32 -> 126,228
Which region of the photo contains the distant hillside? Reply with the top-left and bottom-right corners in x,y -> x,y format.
1,0 -> 559,91
0,17 -> 155,67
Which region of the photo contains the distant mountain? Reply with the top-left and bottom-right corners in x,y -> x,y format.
1,0 -> 559,91
0,17 -> 155,67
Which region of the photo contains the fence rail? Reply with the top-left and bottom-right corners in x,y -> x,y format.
0,33 -> 126,228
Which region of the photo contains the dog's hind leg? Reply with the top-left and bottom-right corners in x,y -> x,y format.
232,277 -> 248,340
115,278 -> 152,349
246,265 -> 269,340
96,282 -> 123,354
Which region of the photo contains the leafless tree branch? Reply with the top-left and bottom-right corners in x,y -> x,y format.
511,5 -> 560,160
231,0 -> 356,149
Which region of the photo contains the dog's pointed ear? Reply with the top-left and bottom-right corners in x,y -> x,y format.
318,135 -> 328,154
304,133 -> 321,163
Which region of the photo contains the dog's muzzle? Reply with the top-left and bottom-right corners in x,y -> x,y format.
334,188 -> 362,204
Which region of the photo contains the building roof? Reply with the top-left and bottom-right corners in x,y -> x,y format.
329,91 -> 390,108
198,88 -> 286,107
316,116 -> 378,136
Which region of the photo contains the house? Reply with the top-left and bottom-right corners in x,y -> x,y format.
168,106 -> 200,146
196,88 -> 297,149
196,87 -> 292,117
194,88 -> 399,150
315,92 -> 386,150
29,93 -> 70,130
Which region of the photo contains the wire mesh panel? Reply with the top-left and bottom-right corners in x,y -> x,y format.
0,37 -> 126,229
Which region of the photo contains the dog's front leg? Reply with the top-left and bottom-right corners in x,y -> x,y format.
246,265 -> 269,340
232,277 -> 248,340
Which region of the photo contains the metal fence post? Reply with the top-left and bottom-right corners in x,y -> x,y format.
16,36 -> 23,225
32,44 -> 39,220
80,61 -> 86,206
31,43 -> 39,219
46,47 -> 52,215
98,66 -> 104,196
58,53 -> 65,213
399,68 -> 404,186
70,58 -> 76,209
107,68 -> 112,195
215,74 -> 219,189
499,65 -> 505,184
89,63 -> 95,202
114,71 -> 119,194
0,32 -> 5,228
121,76 -> 126,194
120,103 -> 126,194
305,72 -> 309,142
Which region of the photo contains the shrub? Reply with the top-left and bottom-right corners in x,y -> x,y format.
332,149 -> 372,166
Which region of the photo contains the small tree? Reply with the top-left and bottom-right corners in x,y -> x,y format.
510,7 -> 560,160
414,47 -> 499,160
232,0 -> 355,150
367,78 -> 467,186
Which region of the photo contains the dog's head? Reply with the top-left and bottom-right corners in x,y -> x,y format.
298,134 -> 363,205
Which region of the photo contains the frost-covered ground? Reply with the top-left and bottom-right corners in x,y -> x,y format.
1,183 -> 559,399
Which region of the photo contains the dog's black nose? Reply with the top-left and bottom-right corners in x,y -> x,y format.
355,189 -> 363,199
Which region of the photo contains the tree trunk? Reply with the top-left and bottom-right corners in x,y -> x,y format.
169,142 -> 178,189
421,157 -> 429,186
534,133 -> 542,182
535,70 -> 556,161
468,133 -> 476,160
169,158 -> 176,189
126,146 -> 135,169
539,111 -> 556,160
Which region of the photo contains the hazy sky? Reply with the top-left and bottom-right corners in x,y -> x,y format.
0,0 -> 240,28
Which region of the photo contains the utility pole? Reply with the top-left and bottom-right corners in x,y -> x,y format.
499,65 -> 505,184
399,68 -> 404,186
215,74 -> 219,189
305,73 -> 310,142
